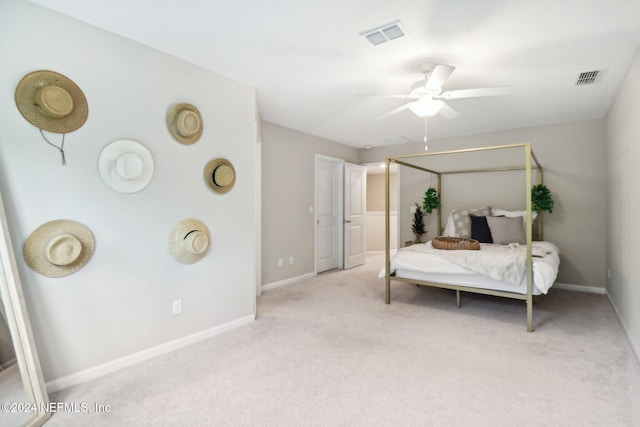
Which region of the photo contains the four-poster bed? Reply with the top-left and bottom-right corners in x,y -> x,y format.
383,143 -> 559,332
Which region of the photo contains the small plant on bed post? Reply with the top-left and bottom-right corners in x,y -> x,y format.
531,183 -> 554,240
411,203 -> 426,243
423,187 -> 441,215
531,184 -> 554,213
422,186 -> 441,236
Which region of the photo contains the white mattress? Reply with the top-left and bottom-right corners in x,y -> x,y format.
380,241 -> 560,295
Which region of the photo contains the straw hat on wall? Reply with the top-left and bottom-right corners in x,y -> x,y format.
15,70 -> 88,133
23,220 -> 95,278
204,158 -> 235,194
166,103 -> 203,145
168,218 -> 211,264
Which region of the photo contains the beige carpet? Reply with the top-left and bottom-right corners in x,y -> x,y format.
46,254 -> 640,426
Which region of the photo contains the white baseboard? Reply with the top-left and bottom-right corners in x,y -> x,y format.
1,357 -> 17,370
46,314 -> 255,393
606,292 -> 640,366
262,272 -> 316,292
553,282 -> 606,294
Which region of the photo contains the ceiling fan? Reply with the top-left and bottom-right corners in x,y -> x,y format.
362,62 -> 511,120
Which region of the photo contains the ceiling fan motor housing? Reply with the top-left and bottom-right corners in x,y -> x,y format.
371,61 -> 509,120
410,80 -> 441,97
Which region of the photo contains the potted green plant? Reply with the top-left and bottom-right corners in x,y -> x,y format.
423,187 -> 441,215
411,203 -> 426,243
532,184 -> 554,213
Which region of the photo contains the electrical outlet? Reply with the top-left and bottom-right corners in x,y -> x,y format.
289,256 -> 294,265
278,258 -> 284,268
172,299 -> 182,315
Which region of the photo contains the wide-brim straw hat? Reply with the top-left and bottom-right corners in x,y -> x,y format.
168,218 -> 211,264
24,220 -> 95,278
98,140 -> 155,194
166,103 -> 203,145
204,158 -> 235,194
15,70 -> 88,133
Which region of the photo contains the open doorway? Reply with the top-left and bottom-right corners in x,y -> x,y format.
364,162 -> 399,255
314,156 -> 367,273
315,155 -> 344,273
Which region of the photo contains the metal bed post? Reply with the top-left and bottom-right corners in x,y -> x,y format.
385,157 -> 391,304
536,164 -> 544,242
525,144 -> 534,332
436,172 -> 442,236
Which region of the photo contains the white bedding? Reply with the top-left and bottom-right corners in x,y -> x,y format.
379,241 -> 560,295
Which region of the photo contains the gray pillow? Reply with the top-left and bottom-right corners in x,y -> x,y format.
451,206 -> 491,238
486,216 -> 526,244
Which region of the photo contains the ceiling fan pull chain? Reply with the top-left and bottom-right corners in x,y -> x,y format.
424,118 -> 429,152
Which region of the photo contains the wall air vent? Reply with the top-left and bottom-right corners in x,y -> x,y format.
359,20 -> 407,46
575,70 -> 601,86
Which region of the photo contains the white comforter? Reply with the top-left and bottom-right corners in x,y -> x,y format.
378,241 -> 560,294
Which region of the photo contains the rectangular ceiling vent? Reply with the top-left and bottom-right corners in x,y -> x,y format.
575,70 -> 601,86
359,20 -> 407,46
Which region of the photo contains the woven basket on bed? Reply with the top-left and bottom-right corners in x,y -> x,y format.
432,236 -> 480,250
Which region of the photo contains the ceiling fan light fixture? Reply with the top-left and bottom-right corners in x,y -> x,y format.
409,98 -> 444,117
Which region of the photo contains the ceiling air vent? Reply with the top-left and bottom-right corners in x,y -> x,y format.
575,70 -> 601,86
359,20 -> 407,46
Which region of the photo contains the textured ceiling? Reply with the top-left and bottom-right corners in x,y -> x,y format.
29,0 -> 640,148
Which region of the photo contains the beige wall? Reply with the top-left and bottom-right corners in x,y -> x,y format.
366,213 -> 398,252
606,47 -> 640,359
263,118 -> 608,289
366,173 -> 398,252
1,1 -> 257,381
361,119 -> 607,289
366,173 -> 398,212
261,122 -> 359,285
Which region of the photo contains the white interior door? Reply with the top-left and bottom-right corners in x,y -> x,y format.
316,156 -> 343,273
344,163 -> 366,269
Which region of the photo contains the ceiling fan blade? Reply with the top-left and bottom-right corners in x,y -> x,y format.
438,86 -> 511,100
376,103 -> 412,120
438,103 -> 459,119
354,93 -> 417,99
425,64 -> 455,90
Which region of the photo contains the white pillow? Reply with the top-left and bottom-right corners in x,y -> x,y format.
443,213 -> 455,237
491,208 -> 537,225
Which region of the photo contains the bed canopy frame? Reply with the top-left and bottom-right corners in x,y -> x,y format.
384,143 -> 543,332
